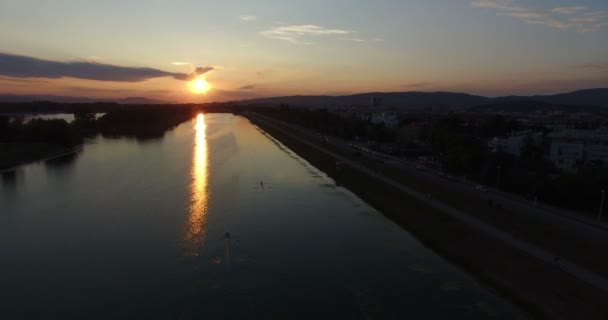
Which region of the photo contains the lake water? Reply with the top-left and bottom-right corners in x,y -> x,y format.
0,114 -> 524,319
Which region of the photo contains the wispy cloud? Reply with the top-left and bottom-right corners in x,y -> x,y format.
207,88 -> 262,100
240,15 -> 257,22
502,11 -> 549,19
0,76 -> 48,83
0,53 -> 212,82
81,56 -> 110,62
403,82 -> 434,88
471,0 -> 526,12
171,62 -> 191,66
552,7 -> 587,15
238,85 -> 256,90
261,24 -> 353,44
471,1 -> 608,32
66,86 -> 135,93
341,38 -> 365,42
575,63 -> 608,71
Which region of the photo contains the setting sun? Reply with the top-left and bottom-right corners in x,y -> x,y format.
191,78 -> 209,94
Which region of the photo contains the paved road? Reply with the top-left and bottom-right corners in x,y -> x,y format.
261,115 -> 608,243
249,113 -> 608,292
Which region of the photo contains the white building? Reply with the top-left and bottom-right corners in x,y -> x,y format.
548,129 -> 608,171
370,112 -> 399,129
488,131 -> 543,157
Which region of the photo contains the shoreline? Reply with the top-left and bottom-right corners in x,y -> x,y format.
0,144 -> 82,173
246,112 -> 608,320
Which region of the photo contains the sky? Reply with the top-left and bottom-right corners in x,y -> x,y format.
0,0 -> 607,102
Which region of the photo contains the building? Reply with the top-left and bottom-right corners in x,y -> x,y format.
548,129 -> 608,171
371,96 -> 382,107
488,130 -> 543,157
371,112 -> 399,129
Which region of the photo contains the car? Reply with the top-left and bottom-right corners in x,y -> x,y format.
475,185 -> 488,192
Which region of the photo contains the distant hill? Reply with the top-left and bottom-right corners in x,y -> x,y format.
494,89 -> 608,108
0,94 -> 169,104
236,91 -> 491,110
1,88 -> 606,110
528,88 -> 608,107
235,88 -> 608,110
339,92 -> 491,109
469,100 -> 608,114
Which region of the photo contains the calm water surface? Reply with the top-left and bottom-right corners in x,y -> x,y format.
0,114 -> 525,319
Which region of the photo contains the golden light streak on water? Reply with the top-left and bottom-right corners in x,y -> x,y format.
183,113 -> 209,256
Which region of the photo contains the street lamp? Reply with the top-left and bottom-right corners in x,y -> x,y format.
599,189 -> 606,222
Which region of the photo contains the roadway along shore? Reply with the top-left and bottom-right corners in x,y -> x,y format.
246,111 -> 608,320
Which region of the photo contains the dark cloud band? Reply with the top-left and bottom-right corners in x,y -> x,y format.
0,53 -> 212,82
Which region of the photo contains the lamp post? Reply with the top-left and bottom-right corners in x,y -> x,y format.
599,189 -> 606,222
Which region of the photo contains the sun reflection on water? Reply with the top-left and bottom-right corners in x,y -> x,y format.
183,113 -> 209,256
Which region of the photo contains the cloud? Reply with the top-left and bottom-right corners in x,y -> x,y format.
502,11 -> 549,19
0,53 -> 212,82
341,38 -> 365,42
261,24 -> 353,44
66,86 -> 135,93
552,7 -> 586,15
526,18 -> 572,30
403,82 -> 434,88
206,88 -> 262,101
240,15 -> 257,22
149,89 -> 174,94
81,56 -> 110,62
238,85 -> 256,90
193,66 -> 213,75
0,76 -> 48,83
171,62 -> 191,66
569,15 -> 607,23
471,0 -> 526,12
471,1 -> 608,32
575,63 -> 608,71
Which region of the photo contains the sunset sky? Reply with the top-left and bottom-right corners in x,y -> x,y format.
1,0 -> 607,102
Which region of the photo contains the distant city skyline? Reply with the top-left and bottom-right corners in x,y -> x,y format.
0,0 -> 607,102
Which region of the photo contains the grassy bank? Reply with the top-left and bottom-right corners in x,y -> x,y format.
247,113 -> 608,320
0,142 -> 76,170
251,112 -> 608,275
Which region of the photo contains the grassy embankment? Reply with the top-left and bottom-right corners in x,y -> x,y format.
251,113 -> 608,275
0,142 -> 76,170
247,113 -> 608,320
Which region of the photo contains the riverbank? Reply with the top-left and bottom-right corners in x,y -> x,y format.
246,112 -> 608,320
1,107 -> 196,172
0,142 -> 81,171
